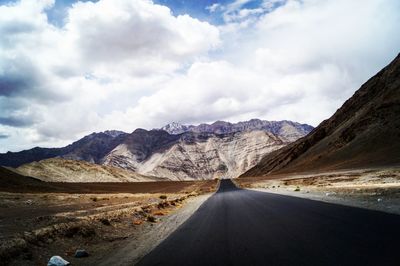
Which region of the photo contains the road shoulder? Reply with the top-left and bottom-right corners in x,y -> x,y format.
98,193 -> 213,266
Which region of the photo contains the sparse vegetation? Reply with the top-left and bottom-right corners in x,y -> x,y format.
159,195 -> 167,199
147,215 -> 157,223
294,187 -> 301,192
133,220 -> 142,225
100,218 -> 111,226
217,164 -> 228,171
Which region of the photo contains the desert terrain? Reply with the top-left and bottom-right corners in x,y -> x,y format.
0,177 -> 217,266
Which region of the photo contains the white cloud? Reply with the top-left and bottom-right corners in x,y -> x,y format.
0,0 -> 399,152
0,0 -> 220,151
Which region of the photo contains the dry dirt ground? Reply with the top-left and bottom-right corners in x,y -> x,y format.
236,168 -> 400,215
0,180 -> 217,266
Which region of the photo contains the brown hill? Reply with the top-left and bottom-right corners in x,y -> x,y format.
15,158 -> 166,182
241,53 -> 400,177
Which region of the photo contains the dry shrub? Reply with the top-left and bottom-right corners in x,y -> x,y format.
133,220 -> 142,225
146,215 -> 157,223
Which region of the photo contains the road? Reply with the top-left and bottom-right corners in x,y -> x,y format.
137,179 -> 400,266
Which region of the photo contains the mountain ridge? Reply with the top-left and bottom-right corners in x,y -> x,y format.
0,118 -> 314,180
161,119 -> 313,142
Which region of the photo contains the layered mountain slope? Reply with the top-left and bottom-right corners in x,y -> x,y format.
15,158 -> 163,182
162,119 -> 313,142
102,129 -> 181,171
104,130 -> 286,180
242,54 -> 400,177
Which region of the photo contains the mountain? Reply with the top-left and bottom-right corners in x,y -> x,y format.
161,122 -> 190,135
241,54 -> 400,177
15,158 -> 164,182
61,130 -> 128,163
0,131 -> 127,167
161,119 -> 313,142
104,130 -> 286,180
0,119 -> 313,181
102,129 -> 182,172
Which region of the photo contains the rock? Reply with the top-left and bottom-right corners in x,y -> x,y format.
100,218 -> 111,226
377,198 -> 383,202
75,249 -> 89,258
47,256 -> 70,266
25,200 -> 33,205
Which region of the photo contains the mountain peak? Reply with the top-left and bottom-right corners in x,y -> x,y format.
103,130 -> 126,138
161,122 -> 188,135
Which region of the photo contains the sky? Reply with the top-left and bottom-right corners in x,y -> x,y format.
0,0 -> 399,152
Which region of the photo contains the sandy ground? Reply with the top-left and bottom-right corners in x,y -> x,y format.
236,168 -> 400,215
0,181 -> 217,266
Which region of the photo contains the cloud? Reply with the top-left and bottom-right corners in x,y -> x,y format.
0,133 -> 9,139
0,0 -> 399,152
66,0 -> 219,70
0,0 -> 220,151
206,3 -> 221,13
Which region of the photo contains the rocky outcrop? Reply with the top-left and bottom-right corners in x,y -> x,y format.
241,53 -> 400,177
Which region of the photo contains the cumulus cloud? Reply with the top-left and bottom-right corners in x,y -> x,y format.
0,0 -> 220,151
0,0 -> 399,152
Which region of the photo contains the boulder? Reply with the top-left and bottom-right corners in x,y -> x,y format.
75,249 -> 89,258
47,256 -> 70,266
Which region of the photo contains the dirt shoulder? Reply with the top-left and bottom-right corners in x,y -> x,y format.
235,168 -> 400,215
0,181 -> 217,266
98,193 -> 212,266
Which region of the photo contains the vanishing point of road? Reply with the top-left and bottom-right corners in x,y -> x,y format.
137,179 -> 400,266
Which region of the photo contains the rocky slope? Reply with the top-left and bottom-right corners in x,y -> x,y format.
102,129 -> 181,172
161,119 -> 313,142
241,54 -> 400,177
15,158 -> 164,182
104,130 -> 286,180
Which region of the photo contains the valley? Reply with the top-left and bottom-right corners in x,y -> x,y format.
1,1 -> 399,265
0,54 -> 399,266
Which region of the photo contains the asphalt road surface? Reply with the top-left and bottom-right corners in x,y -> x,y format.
137,179 -> 400,266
